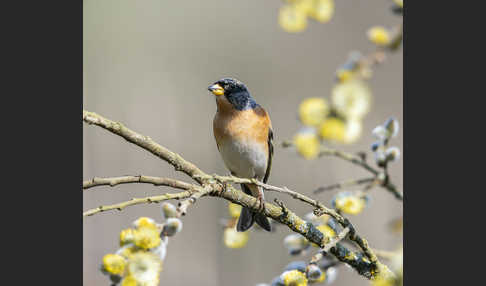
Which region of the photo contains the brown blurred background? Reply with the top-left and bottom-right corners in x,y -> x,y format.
83,0 -> 403,285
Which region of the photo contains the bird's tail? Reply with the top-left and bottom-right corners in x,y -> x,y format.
236,184 -> 272,232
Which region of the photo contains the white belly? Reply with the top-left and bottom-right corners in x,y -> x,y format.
218,138 -> 267,179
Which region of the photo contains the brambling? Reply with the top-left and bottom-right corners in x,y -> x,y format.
208,78 -> 273,232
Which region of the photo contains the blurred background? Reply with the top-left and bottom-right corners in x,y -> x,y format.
83,0 -> 402,285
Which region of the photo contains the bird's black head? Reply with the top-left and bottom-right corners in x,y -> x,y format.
208,78 -> 258,110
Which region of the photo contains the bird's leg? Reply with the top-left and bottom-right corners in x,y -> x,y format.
252,182 -> 267,214
257,191 -> 266,214
247,179 -> 266,213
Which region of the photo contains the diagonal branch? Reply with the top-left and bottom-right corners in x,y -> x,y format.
83,110 -> 207,184
82,109 -> 395,280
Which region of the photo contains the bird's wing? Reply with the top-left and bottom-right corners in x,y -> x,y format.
263,127 -> 273,183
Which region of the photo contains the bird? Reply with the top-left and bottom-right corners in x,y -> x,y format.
208,78 -> 273,232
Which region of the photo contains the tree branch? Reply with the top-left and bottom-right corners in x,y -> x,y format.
83,176 -> 195,191
373,249 -> 399,260
309,227 -> 350,267
281,141 -> 403,201
324,227 -> 350,253
83,110 -> 207,184
176,186 -> 213,217
194,174 -> 335,213
83,190 -> 195,216
314,177 -> 375,193
82,109 -> 395,280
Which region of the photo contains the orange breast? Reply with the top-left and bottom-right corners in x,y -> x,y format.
213,105 -> 271,151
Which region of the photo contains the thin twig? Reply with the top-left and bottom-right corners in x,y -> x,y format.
83,176 -> 196,191
314,177 -> 375,194
281,141 -> 403,201
309,227 -> 350,267
83,190 -> 195,216
373,249 -> 399,260
176,187 -> 212,217
324,227 -> 350,252
319,145 -> 379,175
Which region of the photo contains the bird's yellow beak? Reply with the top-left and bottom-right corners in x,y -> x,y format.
208,83 -> 224,96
